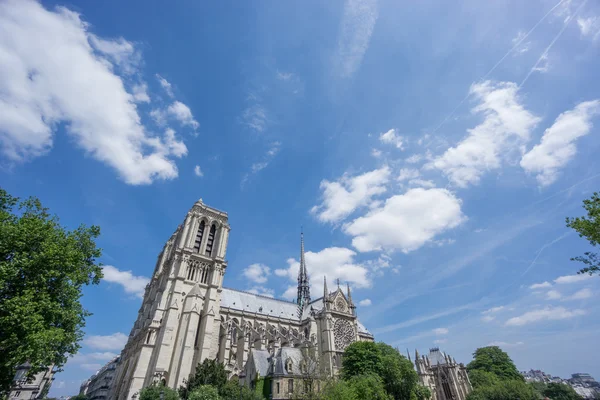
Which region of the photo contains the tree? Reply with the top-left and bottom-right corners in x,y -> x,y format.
466,380 -> 538,400
179,359 -> 228,399
69,395 -> 88,400
348,374 -> 391,400
139,383 -> 180,400
0,189 -> 102,394
543,382 -> 582,400
467,347 -> 523,382
412,385 -> 432,400
468,370 -> 500,389
340,342 -> 382,380
376,343 -> 418,400
321,379 -> 357,400
566,192 -> 600,275
189,385 -> 221,400
219,382 -> 262,400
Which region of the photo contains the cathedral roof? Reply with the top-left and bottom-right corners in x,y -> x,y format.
427,348 -> 447,365
249,349 -> 271,377
221,287 -> 299,319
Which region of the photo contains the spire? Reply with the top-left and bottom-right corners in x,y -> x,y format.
407,349 -> 412,362
346,283 -> 352,302
323,276 -> 328,299
297,230 -> 310,309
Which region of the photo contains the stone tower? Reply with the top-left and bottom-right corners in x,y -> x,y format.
296,231 -> 310,310
414,348 -> 472,400
110,199 -> 230,399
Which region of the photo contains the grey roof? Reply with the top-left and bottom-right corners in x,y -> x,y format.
427,348 -> 447,365
356,320 -> 372,335
271,347 -> 317,376
221,288 -> 299,319
250,349 -> 271,377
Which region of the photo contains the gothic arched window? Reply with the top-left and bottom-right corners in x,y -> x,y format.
194,221 -> 206,253
205,224 -> 216,256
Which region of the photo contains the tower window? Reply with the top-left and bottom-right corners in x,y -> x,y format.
205,224 -> 216,256
194,221 -> 206,253
288,379 -> 293,393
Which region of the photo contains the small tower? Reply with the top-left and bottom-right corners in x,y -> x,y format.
297,230 -> 311,309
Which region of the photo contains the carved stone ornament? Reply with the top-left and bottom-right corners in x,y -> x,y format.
335,297 -> 347,312
333,318 -> 355,351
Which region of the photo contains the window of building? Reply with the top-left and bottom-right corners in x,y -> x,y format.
146,331 -> 152,344
15,391 -> 21,397
288,379 -> 293,394
276,382 -> 280,394
205,224 -> 216,256
193,221 -> 206,252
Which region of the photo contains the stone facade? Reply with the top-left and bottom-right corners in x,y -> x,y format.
82,356 -> 120,400
413,348 -> 472,400
109,199 -> 373,400
8,364 -> 54,400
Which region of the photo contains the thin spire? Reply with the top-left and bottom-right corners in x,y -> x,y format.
297,230 -> 310,308
323,276 -> 328,299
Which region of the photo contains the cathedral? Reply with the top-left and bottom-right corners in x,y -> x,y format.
412,348 -> 472,400
109,199 -> 373,400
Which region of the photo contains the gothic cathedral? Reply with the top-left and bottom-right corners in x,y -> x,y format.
109,199 -> 373,400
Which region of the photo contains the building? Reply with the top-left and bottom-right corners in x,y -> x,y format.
110,199 -> 373,400
8,363 -> 54,400
413,348 -> 472,400
82,356 -> 120,400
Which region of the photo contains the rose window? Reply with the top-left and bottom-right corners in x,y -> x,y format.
333,319 -> 355,351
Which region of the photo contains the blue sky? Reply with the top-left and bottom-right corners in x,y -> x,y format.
1,0 -> 600,396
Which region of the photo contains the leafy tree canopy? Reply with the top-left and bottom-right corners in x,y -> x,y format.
466,379 -> 538,400
179,359 -> 228,399
68,395 -> 88,400
347,374 -> 391,400
321,379 -> 357,400
0,189 -> 102,394
543,382 -> 582,400
219,381 -> 262,400
341,341 -> 383,380
139,383 -> 180,400
377,342 -> 418,400
411,384 -> 432,400
566,192 -> 600,275
189,385 -> 221,400
468,370 -> 501,389
467,347 -> 523,382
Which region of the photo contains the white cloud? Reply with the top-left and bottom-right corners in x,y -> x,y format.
529,281 -> 552,289
511,31 -> 531,54
428,81 -> 541,187
577,17 -> 600,40
433,327 -> 449,335
398,168 -> 420,181
546,289 -> 563,300
247,286 -> 275,298
83,332 -> 128,351
371,148 -> 382,158
343,188 -> 466,253
156,74 -> 174,98
481,315 -> 496,322
241,141 -> 280,186
167,101 -> 199,130
532,52 -> 550,73
505,306 -> 586,326
379,128 -> 403,149
89,34 -> 140,75
194,165 -> 203,177
433,339 -> 447,344
276,246 -> 371,300
311,166 -> 391,223
405,154 -> 423,164
566,288 -> 593,300
242,104 -> 268,133
359,299 -> 372,306
102,265 -> 150,298
482,306 -> 505,314
0,0 -> 189,185
521,100 -> 600,186
554,274 -> 594,284
70,351 -> 117,364
409,179 -> 435,188
243,263 -> 271,284
131,83 -> 150,103
334,0 -> 378,78
488,341 -> 524,347
276,71 -> 295,81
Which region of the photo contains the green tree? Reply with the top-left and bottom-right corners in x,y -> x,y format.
219,381 -> 262,400
543,382 -> 582,400
348,374 -> 391,399
468,370 -> 501,389
0,189 -> 102,394
340,342 -> 382,380
179,359 -> 228,399
321,379 -> 357,400
189,385 -> 221,400
377,343 -> 418,400
466,380 -> 538,400
467,347 -> 523,382
412,385 -> 432,400
566,192 -> 600,275
69,395 -> 88,400
139,383 -> 180,400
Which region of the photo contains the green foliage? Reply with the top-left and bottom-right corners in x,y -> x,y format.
321,379 -> 357,400
566,192 -> 600,275
543,382 -> 582,400
179,359 -> 228,399
468,370 -> 501,389
467,347 -> 523,382
466,379 -> 538,400
189,385 -> 221,400
348,374 -> 391,400
218,381 -> 262,400
377,343 -> 418,399
528,381 -> 548,397
412,385 -> 432,400
0,189 -> 102,394
139,383 -> 180,400
341,341 -> 382,380
69,395 -> 88,400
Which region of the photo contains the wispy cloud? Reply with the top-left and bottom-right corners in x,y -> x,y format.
194,165 -> 203,177
334,0 -> 378,78
102,265 -> 149,298
241,141 -> 281,186
505,306 -> 586,326
83,332 -> 128,351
